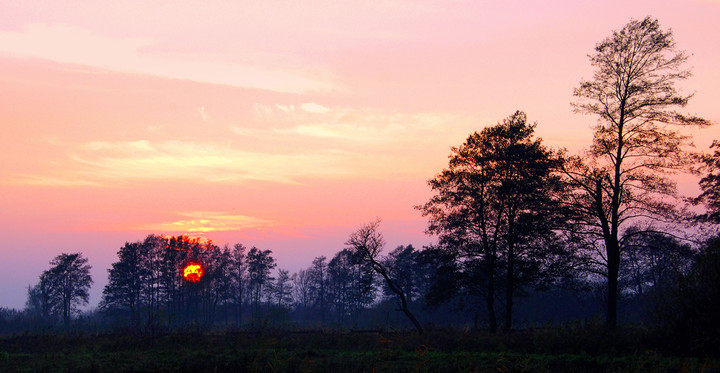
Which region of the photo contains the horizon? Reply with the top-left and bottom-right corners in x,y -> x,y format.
2,0 -> 720,310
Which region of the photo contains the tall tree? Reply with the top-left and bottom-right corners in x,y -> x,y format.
566,16 -> 711,328
418,111 -> 564,331
33,253 -> 93,325
229,243 -> 247,325
246,247 -> 276,317
203,244 -> 234,326
272,269 -> 294,309
292,268 -> 313,310
346,220 -> 423,333
101,242 -> 148,327
308,256 -> 328,325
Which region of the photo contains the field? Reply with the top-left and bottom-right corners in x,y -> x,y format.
1,326 -> 719,372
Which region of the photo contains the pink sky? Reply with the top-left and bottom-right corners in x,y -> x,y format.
1,0 -> 719,309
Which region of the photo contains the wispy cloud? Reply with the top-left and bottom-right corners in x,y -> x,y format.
141,211 -> 271,233
0,24 -> 335,93
244,103 -> 466,144
300,102 -> 332,114
10,175 -> 103,187
9,139 -> 352,187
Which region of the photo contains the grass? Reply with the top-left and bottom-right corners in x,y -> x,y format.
1,327 -> 718,372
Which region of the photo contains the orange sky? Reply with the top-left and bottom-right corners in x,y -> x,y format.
1,0 -> 720,309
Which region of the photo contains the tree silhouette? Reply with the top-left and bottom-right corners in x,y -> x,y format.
246,247 -> 276,319
30,253 -> 93,325
229,243 -> 247,325
418,111 -> 564,331
327,248 -> 375,326
347,220 -> 423,333
694,140 -> 720,223
565,16 -> 711,328
272,269 -> 294,309
381,245 -> 421,302
308,256 -> 328,325
101,242 -> 148,328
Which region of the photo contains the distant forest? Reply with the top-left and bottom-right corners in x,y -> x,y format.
2,16 -> 719,357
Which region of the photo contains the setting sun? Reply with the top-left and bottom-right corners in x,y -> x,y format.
182,263 -> 203,282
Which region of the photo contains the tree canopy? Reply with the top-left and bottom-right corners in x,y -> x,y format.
418,110 -> 566,331
28,253 -> 92,325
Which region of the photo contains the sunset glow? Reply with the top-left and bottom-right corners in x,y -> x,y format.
1,0 -> 719,310
182,263 -> 204,283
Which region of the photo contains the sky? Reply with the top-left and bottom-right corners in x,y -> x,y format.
1,0 -> 719,310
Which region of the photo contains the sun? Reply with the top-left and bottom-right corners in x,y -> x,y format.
182,262 -> 204,282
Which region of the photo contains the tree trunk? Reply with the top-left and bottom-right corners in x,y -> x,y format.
504,214 -> 516,332
371,261 -> 423,334
487,254 -> 497,332
606,240 -> 620,329
504,245 -> 515,332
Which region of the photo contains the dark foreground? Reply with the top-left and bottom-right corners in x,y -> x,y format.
1,326 -> 718,372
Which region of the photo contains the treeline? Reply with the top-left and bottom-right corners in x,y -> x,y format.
3,228 -> 718,339
2,16 -> 720,354
18,233 -> 458,331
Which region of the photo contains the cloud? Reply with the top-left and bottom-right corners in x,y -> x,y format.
245,102 -> 463,144
10,175 -> 103,187
7,139 -> 356,187
141,211 -> 271,233
69,140 -> 351,184
300,102 -> 332,114
199,106 -> 208,122
0,23 -> 335,93
6,100 -> 480,188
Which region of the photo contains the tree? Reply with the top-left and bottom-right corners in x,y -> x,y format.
101,242 -> 148,327
203,244 -> 234,326
272,269 -> 294,309
26,281 -> 53,323
229,243 -> 247,325
418,111 -> 564,331
414,245 -> 460,308
382,245 -> 420,302
346,220 -> 423,333
618,226 -> 693,297
101,234 -> 242,329
308,256 -> 328,325
291,268 -> 313,310
653,236 -> 720,354
566,16 -> 711,328
327,248 -> 375,326
246,247 -> 276,317
31,253 -> 93,325
694,140 -> 720,223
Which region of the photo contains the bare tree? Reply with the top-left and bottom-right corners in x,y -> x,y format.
565,16 -> 711,328
292,268 -> 313,309
272,269 -> 294,309
346,220 -> 423,334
